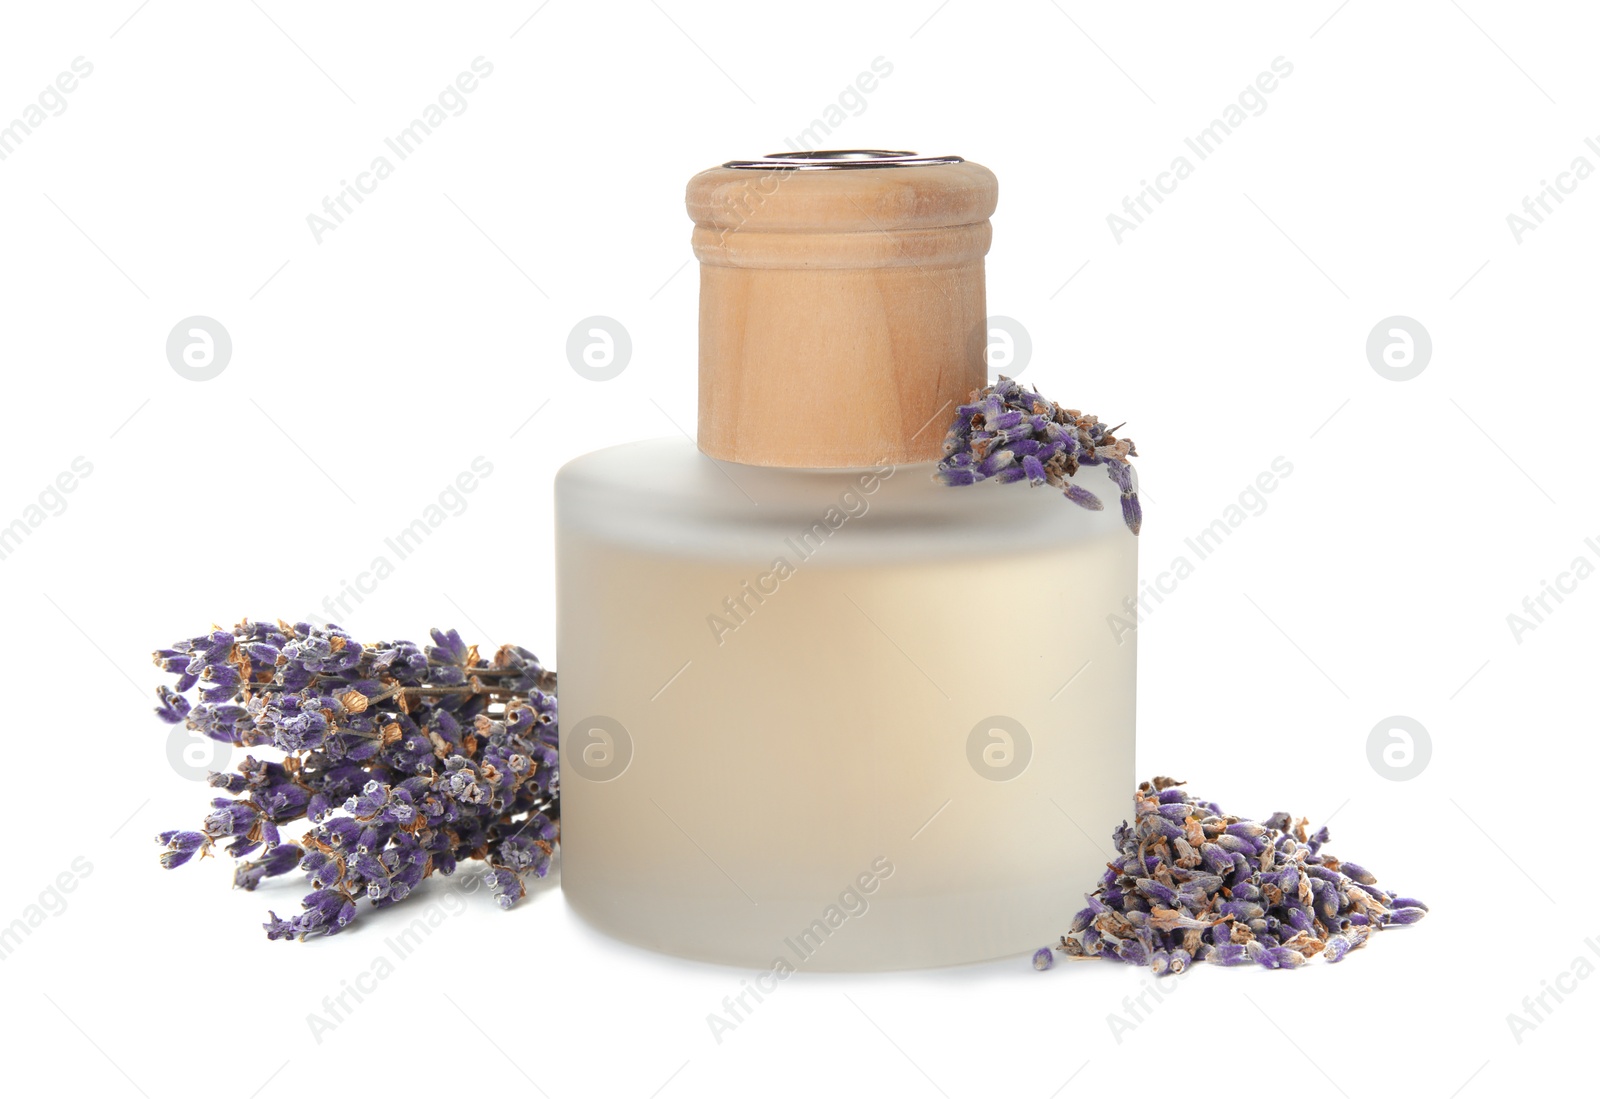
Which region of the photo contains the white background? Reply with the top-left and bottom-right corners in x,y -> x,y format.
1,2 -> 1594,1096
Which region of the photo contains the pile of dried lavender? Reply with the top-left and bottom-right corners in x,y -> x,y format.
936,375 -> 1141,534
1036,777 -> 1426,973
153,621 -> 559,940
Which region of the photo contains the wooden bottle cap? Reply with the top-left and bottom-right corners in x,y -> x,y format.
686,151 -> 998,468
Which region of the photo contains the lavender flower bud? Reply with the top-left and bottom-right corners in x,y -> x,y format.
202,803 -> 256,837
1063,483 -> 1104,511
1259,946 -> 1306,970
157,831 -> 208,869
1120,493 -> 1142,535
1339,860 -> 1377,885
233,843 -> 303,890
1209,943 -> 1250,967
154,686 -> 192,725
1134,878 -> 1178,907
1118,937 -> 1149,966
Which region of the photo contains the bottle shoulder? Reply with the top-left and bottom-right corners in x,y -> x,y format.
556,438 -> 1132,561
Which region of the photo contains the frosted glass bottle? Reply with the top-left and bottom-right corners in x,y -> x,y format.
556,152 -> 1136,970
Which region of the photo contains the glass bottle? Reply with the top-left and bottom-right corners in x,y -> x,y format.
555,151 -> 1136,970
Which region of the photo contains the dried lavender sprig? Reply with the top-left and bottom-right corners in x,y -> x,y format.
935,375 -> 1141,534
1039,777 -> 1425,972
153,620 -> 559,940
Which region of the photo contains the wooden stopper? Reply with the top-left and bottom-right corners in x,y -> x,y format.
686,154 -> 998,467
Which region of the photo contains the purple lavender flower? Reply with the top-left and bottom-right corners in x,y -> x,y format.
1134,878 -> 1179,907
1117,937 -> 1150,966
1258,946 -> 1307,970
1040,776 -> 1427,974
1339,860 -> 1377,885
1210,943 -> 1251,967
1032,947 -> 1055,971
157,831 -> 208,869
154,685 -> 191,725
1063,483 -> 1104,511
233,843 -> 303,890
155,621 -> 560,940
936,376 -> 1141,533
